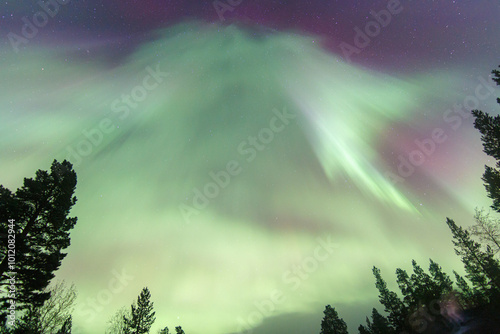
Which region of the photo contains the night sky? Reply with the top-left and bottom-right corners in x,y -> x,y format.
1,1 -> 500,333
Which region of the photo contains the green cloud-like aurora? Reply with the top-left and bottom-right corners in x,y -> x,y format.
0,22 -> 492,334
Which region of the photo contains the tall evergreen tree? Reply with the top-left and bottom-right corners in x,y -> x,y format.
372,267 -> 405,332
0,160 -> 77,324
370,308 -> 393,334
446,218 -> 500,302
357,324 -> 370,334
174,326 -> 185,334
407,260 -> 452,305
377,260 -> 454,332
471,66 -> 500,212
361,308 -> 393,334
319,305 -> 348,334
123,287 -> 156,334
453,270 -> 487,308
395,268 -> 413,307
409,260 -> 461,333
428,259 -> 454,295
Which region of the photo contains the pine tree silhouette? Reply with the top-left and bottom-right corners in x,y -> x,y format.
319,305 -> 348,334
123,287 -> 156,334
0,160 -> 77,324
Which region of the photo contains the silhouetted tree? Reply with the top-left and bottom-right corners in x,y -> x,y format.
374,260 -> 455,333
358,308 -> 393,334
8,307 -> 43,334
372,267 -> 405,332
158,327 -> 170,334
452,270 -> 486,308
471,66 -> 500,212
395,267 -> 413,307
446,218 -> 500,303
319,305 -> 348,334
4,281 -> 75,334
368,308 -> 392,334
106,306 -> 129,334
470,209 -> 500,255
123,287 -> 156,334
55,315 -> 72,334
37,281 -> 76,333
428,259 -> 454,294
358,324 -> 370,334
408,260 -> 453,307
0,160 -> 77,325
158,325 -> 185,334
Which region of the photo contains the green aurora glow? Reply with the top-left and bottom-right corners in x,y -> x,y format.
0,23 -> 497,333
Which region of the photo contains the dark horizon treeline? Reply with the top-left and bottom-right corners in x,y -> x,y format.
319,66 -> 500,334
1,67 -> 500,334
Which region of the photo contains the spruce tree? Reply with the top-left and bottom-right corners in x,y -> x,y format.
372,267 -> 405,332
408,260 -> 452,304
428,259 -> 454,295
367,308 -> 393,334
357,324 -> 371,334
471,66 -> 500,212
123,287 -> 156,334
453,270 -> 487,307
319,305 -> 348,334
446,218 -> 500,302
395,267 -> 413,307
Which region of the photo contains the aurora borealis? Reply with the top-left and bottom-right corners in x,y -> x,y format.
1,1 -> 500,333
